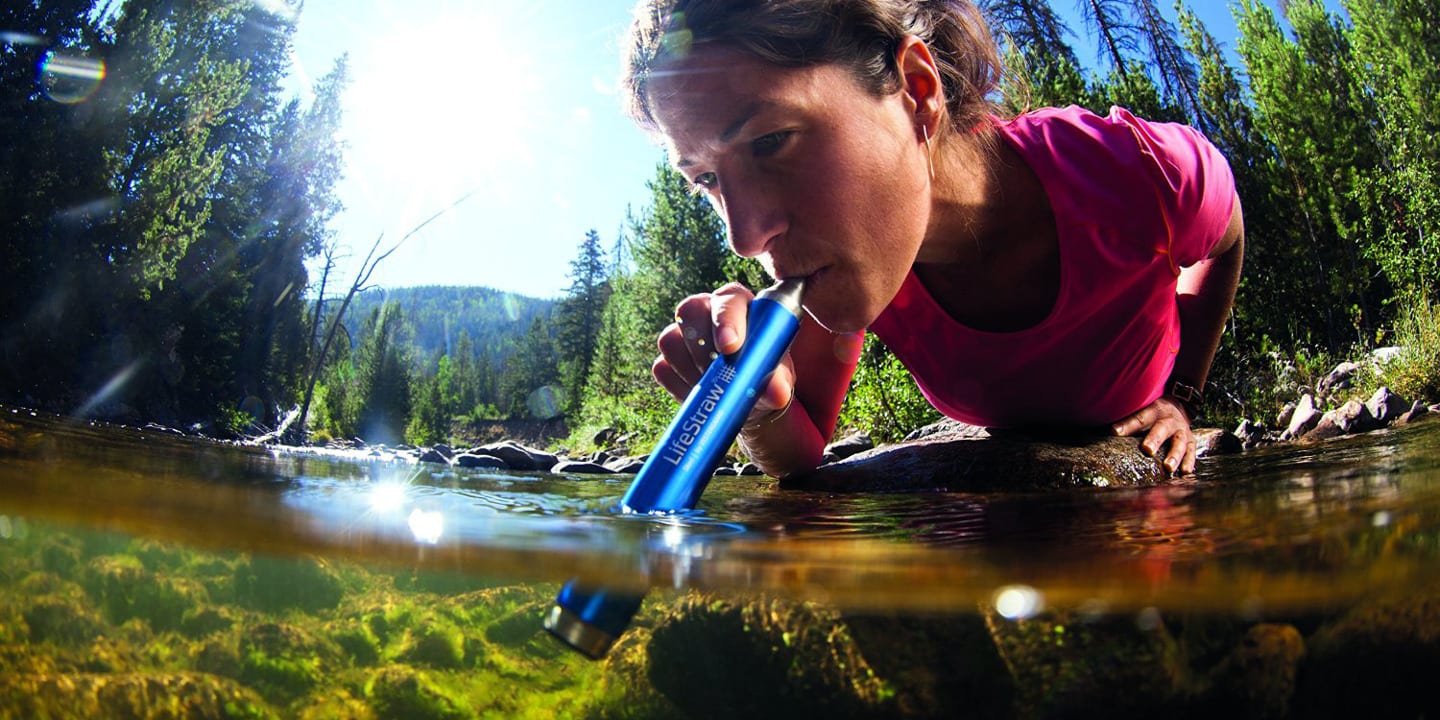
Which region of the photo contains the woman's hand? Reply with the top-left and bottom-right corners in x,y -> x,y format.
652,283 -> 796,423
1112,397 -> 1195,476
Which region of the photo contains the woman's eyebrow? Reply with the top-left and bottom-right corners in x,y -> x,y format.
675,101 -> 776,169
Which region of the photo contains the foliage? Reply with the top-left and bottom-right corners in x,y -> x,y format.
1378,296 -> 1440,403
838,335 -> 941,443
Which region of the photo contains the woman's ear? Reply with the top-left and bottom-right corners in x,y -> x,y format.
896,35 -> 945,139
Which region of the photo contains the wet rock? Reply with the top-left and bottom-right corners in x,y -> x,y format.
549,460 -> 614,474
905,417 -> 990,441
1233,419 -> 1268,450
1366,387 -> 1410,426
1299,413 -> 1345,443
416,448 -> 450,465
984,606 -> 1186,718
825,431 -> 874,460
787,429 -> 1168,492
399,617 -> 467,669
0,672 -> 275,720
1195,428 -> 1243,457
432,443 -> 455,459
643,593 -> 891,719
737,461 -> 764,475
713,465 -> 740,476
453,453 -> 506,469
1296,591 -> 1440,719
592,426 -> 618,448
367,664 -> 474,720
1396,401 -> 1432,425
473,441 -> 556,471
604,456 -> 647,473
1332,399 -> 1380,434
1282,394 -> 1323,440
329,622 -> 383,667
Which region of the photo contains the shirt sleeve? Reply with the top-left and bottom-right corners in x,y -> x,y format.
1108,107 -> 1237,270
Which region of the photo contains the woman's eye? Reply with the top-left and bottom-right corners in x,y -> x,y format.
752,131 -> 793,157
691,172 -> 718,191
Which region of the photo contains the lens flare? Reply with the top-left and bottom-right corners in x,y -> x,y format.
526,385 -> 564,420
993,585 -> 1044,620
407,508 -> 444,545
39,51 -> 106,104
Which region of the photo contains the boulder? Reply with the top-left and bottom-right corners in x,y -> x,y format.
474,441 -> 557,472
1282,394 -> 1322,440
415,448 -> 450,465
824,431 -> 874,460
549,460 -> 614,474
1195,428 -> 1244,457
453,453 -> 507,470
1396,401 -> 1432,426
786,428 -> 1169,493
1365,387 -> 1410,426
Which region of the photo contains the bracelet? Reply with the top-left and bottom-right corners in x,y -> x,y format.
1165,379 -> 1204,420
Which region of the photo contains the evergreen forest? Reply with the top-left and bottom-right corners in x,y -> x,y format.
2,0 -> 1437,451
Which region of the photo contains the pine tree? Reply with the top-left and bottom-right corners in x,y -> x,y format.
554,230 -> 610,416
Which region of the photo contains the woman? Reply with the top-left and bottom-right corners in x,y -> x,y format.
626,0 -> 1244,478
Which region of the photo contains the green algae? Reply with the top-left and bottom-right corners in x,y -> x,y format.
0,521 -> 612,719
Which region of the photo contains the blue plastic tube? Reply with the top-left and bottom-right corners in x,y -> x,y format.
545,278 -> 805,659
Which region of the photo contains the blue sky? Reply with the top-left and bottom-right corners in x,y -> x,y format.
287,0 -> 1342,300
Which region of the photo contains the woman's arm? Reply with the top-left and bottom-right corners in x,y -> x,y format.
1113,192 -> 1245,474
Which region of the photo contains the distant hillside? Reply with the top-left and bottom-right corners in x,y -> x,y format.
342,285 -> 555,362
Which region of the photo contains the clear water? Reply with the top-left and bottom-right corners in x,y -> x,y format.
3,406 -> 1439,718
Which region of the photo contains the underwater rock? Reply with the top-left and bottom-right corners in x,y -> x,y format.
0,672 -> 275,720
983,606 -> 1186,718
1200,623 -> 1305,720
367,664 -> 474,720
233,554 -> 343,613
1295,590 -> 1440,719
23,595 -> 106,645
786,429 -> 1168,492
179,606 -> 237,639
399,617 -> 467,669
642,593 -> 892,719
83,555 -> 207,632
841,611 -> 1015,718
239,621 -> 331,703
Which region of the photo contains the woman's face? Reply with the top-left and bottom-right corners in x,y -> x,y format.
648,44 -> 932,333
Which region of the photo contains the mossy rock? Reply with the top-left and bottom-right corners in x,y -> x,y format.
642,592 -> 893,719
399,618 -> 467,669
84,554 -> 208,631
181,606 -> 238,639
38,536 -> 83,576
238,622 -> 334,703
23,595 -> 106,646
330,621 -> 383,667
18,571 -> 86,601
367,664 -> 474,720
1295,591 -> 1440,718
0,671 -> 276,719
233,554 -> 344,614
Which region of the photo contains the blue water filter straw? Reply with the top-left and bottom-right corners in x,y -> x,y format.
544,277 -> 806,659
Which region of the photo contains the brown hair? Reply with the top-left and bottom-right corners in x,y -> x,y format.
622,0 -> 1004,136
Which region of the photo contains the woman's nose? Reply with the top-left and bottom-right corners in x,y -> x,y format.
719,181 -> 787,258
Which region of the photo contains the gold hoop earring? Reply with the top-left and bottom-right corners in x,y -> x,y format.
922,125 -> 935,181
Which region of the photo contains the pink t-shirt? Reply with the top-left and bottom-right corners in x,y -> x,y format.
869,105 -> 1236,428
